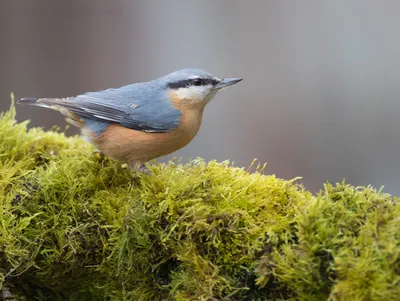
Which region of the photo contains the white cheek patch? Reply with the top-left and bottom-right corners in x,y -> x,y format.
174,85 -> 213,102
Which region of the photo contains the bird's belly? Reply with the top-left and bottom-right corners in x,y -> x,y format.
87,123 -> 199,164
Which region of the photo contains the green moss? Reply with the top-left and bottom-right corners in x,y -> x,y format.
1,96 -> 400,300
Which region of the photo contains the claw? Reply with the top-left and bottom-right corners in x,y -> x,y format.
138,164 -> 152,175
131,163 -> 152,175
92,150 -> 106,161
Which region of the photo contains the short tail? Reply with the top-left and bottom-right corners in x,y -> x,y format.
17,97 -> 52,108
18,97 -> 39,105
17,97 -> 83,127
18,97 -> 74,109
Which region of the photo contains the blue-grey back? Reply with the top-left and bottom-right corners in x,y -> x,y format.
72,78 -> 181,133
64,68 -> 216,134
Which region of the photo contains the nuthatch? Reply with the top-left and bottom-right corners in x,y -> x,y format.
18,69 -> 242,173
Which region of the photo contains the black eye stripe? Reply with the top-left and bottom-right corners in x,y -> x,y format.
168,78 -> 220,89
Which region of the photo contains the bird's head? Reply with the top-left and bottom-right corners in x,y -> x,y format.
159,69 -> 242,108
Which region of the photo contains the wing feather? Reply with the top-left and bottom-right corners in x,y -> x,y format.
36,84 -> 181,133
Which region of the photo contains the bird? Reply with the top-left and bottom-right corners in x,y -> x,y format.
18,69 -> 242,173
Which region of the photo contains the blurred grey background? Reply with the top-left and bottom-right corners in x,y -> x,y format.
1,0 -> 400,194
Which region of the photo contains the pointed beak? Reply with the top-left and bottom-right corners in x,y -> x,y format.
214,78 -> 243,90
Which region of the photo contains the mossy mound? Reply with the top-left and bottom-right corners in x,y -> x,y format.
1,99 -> 400,301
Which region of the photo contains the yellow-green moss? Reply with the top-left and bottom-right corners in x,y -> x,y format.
1,97 -> 400,300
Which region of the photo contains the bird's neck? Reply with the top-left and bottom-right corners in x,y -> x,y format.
168,91 -> 206,139
178,105 -> 204,139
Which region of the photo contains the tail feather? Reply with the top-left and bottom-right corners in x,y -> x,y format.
18,97 -> 66,109
18,97 -> 55,109
18,97 -> 84,127
17,97 -> 40,105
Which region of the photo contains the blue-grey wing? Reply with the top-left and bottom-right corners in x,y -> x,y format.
60,83 -> 181,132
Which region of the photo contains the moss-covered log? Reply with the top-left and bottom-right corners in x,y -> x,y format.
1,99 -> 400,300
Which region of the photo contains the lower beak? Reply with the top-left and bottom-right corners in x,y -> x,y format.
214,78 -> 243,90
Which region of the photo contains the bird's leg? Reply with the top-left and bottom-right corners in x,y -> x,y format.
130,161 -> 152,175
92,149 -> 106,161
92,149 -> 103,155
137,164 -> 152,175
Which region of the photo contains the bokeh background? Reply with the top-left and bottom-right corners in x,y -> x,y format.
1,0 -> 400,194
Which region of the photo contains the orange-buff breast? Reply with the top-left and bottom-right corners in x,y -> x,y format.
88,106 -> 204,167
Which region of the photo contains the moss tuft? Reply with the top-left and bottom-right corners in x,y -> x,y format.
1,98 -> 400,300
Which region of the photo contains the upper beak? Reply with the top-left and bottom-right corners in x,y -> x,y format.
214,78 -> 243,90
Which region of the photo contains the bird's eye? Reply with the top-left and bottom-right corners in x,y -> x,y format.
192,78 -> 202,86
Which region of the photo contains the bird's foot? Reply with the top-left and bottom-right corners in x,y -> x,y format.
134,164 -> 152,175
92,150 -> 106,161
